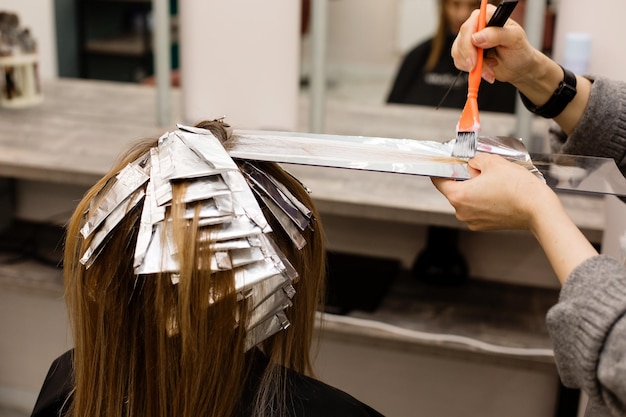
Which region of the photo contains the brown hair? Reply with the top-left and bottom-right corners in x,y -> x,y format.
424,0 -> 492,72
63,121 -> 326,417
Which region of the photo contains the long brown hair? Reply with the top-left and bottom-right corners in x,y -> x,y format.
63,121 -> 326,417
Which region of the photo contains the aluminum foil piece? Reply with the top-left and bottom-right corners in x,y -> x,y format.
134,171 -> 160,269
260,233 -> 299,282
182,177 -> 231,205
226,130 -> 457,178
225,131 -> 626,196
248,287 -> 294,330
233,258 -> 286,294
226,131 -> 541,180
176,130 -> 238,171
244,311 -> 290,351
135,222 -> 178,275
247,273 -> 294,311
80,153 -> 150,239
80,187 -> 146,267
223,170 -> 271,233
214,247 -> 265,270
150,146 -> 173,207
159,131 -> 235,181
210,236 -> 261,252
256,192 -> 306,249
198,217 -> 264,243
240,162 -> 312,231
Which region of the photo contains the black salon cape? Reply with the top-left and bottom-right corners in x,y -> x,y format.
31,350 -> 385,417
387,33 -> 517,113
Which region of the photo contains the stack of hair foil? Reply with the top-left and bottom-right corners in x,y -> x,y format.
78,125 -> 314,350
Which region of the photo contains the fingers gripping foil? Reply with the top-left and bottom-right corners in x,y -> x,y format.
79,125 -> 315,351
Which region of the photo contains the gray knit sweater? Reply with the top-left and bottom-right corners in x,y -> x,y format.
547,76 -> 626,417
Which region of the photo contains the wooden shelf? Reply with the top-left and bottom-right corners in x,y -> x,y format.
78,0 -> 178,81
85,34 -> 148,56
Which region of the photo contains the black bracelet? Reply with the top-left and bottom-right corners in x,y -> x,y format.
519,65 -> 577,119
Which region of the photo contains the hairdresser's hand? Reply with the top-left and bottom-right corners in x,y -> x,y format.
432,153 -> 558,231
432,153 -> 599,285
451,4 -> 542,85
451,5 -> 591,134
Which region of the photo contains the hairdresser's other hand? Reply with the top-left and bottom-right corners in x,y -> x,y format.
432,153 -> 559,231
451,4 -> 540,85
432,153 -> 599,284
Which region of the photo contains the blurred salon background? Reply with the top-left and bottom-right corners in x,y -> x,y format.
1,1 -> 624,417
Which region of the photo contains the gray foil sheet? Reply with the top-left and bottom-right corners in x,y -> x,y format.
80,154 -> 150,239
260,234 -> 299,283
226,131 -> 537,180
181,177 -> 231,205
233,258 -> 286,294
244,311 -> 290,351
247,274 -> 294,311
135,222 -> 178,274
159,132 -> 230,180
257,192 -> 307,250
176,130 -> 239,171
248,288 -> 294,331
210,236 -> 261,252
211,247 -> 265,270
223,170 -> 271,233
80,188 -> 146,267
241,162 -> 312,230
198,217 -> 264,243
225,131 -> 626,196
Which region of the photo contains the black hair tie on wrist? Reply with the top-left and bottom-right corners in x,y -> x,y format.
519,65 -> 577,119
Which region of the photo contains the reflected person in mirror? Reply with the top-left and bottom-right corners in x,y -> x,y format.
387,0 -> 517,113
432,5 -> 626,417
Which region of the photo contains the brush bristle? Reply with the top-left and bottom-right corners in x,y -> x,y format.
452,131 -> 477,159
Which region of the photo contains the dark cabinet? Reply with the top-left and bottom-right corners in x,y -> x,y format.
77,0 -> 177,82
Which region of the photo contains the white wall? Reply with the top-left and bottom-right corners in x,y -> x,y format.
1,0 -> 57,79
325,0 -> 404,77
179,0 -> 300,130
552,0 -> 626,82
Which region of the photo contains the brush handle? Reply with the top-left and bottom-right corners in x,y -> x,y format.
467,0 -> 489,101
437,1 -> 517,110
469,0 -> 518,96
487,1 -> 518,28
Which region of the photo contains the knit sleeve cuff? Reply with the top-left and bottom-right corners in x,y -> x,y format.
563,77 -> 626,166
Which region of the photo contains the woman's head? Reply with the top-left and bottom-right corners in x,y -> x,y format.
63,120 -> 326,417
426,0 -> 490,72
441,0 -> 481,35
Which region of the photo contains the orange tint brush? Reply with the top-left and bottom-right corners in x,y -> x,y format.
452,0 -> 488,159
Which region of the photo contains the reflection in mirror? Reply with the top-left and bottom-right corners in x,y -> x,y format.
386,0 -> 517,113
300,0 -> 555,116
